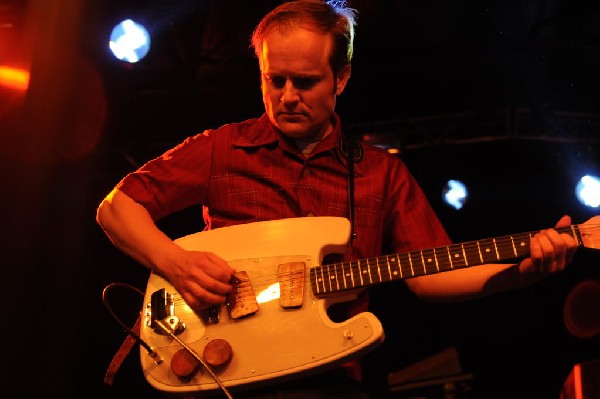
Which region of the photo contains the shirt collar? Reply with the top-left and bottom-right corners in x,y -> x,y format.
231,114 -> 280,148
231,113 -> 365,176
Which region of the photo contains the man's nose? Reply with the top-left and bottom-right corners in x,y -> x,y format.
280,81 -> 299,104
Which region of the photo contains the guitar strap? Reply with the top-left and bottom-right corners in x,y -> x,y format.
104,313 -> 141,386
340,133 -> 362,241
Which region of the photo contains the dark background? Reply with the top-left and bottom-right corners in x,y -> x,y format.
1,0 -> 599,398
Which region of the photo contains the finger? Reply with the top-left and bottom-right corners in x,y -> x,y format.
200,269 -> 235,295
537,230 -> 560,271
554,214 -> 572,229
202,253 -> 236,282
529,232 -> 543,271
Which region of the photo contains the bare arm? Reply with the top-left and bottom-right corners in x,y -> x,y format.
96,188 -> 235,310
406,215 -> 579,302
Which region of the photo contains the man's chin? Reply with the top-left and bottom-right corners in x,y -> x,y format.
276,121 -> 310,139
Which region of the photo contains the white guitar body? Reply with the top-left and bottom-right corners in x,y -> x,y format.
140,217 -> 385,396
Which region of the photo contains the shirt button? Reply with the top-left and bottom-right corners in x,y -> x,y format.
302,169 -> 310,178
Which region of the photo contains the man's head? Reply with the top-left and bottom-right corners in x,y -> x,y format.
250,0 -> 357,141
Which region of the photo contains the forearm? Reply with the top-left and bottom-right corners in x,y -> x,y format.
96,188 -> 183,274
405,262 -> 525,303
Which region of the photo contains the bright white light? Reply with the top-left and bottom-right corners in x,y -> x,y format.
575,175 -> 600,208
256,282 -> 280,304
109,19 -> 151,63
443,179 -> 468,210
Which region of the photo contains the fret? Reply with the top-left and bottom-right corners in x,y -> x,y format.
388,256 -> 401,279
497,236 -> 516,259
397,254 -> 410,277
325,264 -> 333,292
447,244 -> 467,269
478,238 -> 499,263
353,260 -> 361,287
463,241 -> 481,266
432,249 -> 440,272
374,258 -> 383,283
445,246 -> 453,270
418,250 -> 426,276
421,249 -> 438,275
348,260 -> 356,288
513,234 -> 531,258
493,238 -> 499,259
364,259 -> 373,285
476,241 -> 484,263
312,267 -> 323,294
510,236 -> 518,258
569,225 -> 583,246
332,263 -> 340,291
384,257 -> 392,280
432,247 -> 450,272
356,260 -> 364,286
407,252 -> 415,276
340,262 -> 348,290
460,243 -> 469,267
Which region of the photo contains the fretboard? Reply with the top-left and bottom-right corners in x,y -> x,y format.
310,225 -> 583,295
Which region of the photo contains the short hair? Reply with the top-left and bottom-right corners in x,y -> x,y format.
250,0 -> 357,75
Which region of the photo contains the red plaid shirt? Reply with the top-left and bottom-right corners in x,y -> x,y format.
117,112 -> 451,263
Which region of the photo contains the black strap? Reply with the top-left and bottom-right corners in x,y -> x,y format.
340,135 -> 362,241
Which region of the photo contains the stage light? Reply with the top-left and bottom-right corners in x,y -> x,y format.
108,19 -> 151,63
442,179 -> 468,210
575,174 -> 600,209
0,66 -> 29,91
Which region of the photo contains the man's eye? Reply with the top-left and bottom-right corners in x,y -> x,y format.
268,76 -> 285,88
293,78 -> 317,90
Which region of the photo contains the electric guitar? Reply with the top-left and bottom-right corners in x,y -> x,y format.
140,216 -> 600,397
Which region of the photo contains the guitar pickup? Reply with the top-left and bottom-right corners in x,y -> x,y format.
227,271 -> 259,319
278,262 -> 305,308
149,288 -> 185,335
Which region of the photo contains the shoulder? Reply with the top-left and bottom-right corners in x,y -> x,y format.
174,116 -> 264,151
196,116 -> 262,139
359,140 -> 409,170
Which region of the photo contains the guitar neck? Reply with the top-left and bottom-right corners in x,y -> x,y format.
310,224 -> 585,295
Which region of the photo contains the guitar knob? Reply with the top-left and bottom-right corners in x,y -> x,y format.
203,339 -> 233,367
170,348 -> 200,379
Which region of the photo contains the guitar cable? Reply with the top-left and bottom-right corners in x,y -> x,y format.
102,282 -> 235,399
102,282 -> 157,358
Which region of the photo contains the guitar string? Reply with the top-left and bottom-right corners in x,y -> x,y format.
168,223 -> 599,308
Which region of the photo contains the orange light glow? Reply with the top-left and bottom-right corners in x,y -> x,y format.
0,66 -> 30,91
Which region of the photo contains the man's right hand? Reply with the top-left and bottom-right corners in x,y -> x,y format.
164,249 -> 236,312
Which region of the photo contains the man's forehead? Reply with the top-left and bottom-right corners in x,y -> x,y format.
259,28 -> 332,74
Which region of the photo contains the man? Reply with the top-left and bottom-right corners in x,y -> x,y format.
97,1 -> 582,397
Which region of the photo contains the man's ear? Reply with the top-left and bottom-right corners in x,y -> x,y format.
335,65 -> 352,95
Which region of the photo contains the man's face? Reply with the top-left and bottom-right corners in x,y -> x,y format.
259,26 -> 350,141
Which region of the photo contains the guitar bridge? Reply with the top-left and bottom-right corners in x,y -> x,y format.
149,288 -> 186,335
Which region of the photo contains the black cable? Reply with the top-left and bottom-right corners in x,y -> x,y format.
101,282 -> 155,356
